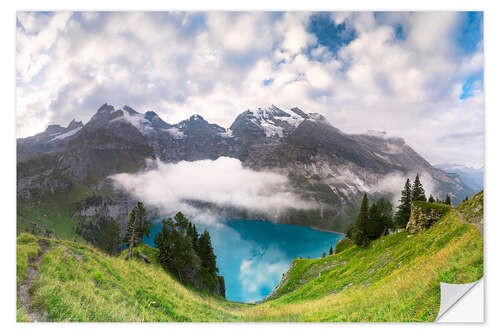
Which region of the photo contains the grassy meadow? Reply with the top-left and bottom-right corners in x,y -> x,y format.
16,204 -> 482,322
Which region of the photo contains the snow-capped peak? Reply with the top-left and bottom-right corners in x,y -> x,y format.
246,105 -> 310,138
111,109 -> 155,135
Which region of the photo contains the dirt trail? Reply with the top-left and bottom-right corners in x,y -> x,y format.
456,210 -> 483,236
17,239 -> 50,322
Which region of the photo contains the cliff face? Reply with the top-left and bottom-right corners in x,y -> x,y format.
406,202 -> 451,234
73,194 -> 159,234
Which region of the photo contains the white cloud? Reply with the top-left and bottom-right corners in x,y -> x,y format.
111,157 -> 314,216
370,172 -> 438,206
206,12 -> 274,53
16,11 -> 484,168
408,12 -> 459,53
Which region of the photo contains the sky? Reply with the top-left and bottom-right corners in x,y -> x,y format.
16,11 -> 484,167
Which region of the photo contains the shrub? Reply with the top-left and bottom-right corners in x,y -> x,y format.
334,238 -> 354,254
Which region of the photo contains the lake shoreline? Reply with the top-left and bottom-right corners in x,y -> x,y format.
309,226 -> 346,236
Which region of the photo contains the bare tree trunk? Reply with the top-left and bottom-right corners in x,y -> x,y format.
127,217 -> 136,260
381,225 -> 388,238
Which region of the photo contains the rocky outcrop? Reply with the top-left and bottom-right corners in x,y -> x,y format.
406,202 -> 451,234
73,194 -> 159,234
215,276 -> 226,299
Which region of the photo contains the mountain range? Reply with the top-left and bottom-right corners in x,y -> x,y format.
434,163 -> 484,193
17,103 -> 476,233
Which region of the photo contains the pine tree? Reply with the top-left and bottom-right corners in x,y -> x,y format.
125,209 -> 137,259
155,212 -> 222,294
329,246 -> 333,255
366,198 -> 393,239
135,202 -> 152,241
155,217 -> 199,283
394,179 -> 412,229
445,194 -> 451,205
352,193 -> 370,246
187,221 -> 200,254
125,202 -> 151,259
322,252 -> 326,258
428,194 -> 435,203
198,230 -> 218,275
101,218 -> 121,255
411,174 -> 426,202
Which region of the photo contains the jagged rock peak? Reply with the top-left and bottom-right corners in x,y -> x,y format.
67,119 -> 83,130
123,105 -> 138,114
144,111 -> 158,118
289,107 -> 309,118
189,114 -> 206,122
97,103 -> 115,113
45,124 -> 64,133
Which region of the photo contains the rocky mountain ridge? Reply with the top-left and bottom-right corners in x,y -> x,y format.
17,103 -> 475,233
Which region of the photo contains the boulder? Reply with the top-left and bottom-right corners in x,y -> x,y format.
406,202 -> 450,234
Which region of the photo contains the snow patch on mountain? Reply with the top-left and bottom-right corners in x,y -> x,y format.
165,127 -> 187,140
246,105 -> 309,138
220,129 -> 234,138
111,110 -> 154,134
260,122 -> 284,138
49,126 -> 83,141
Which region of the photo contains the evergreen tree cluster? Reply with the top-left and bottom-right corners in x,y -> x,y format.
346,194 -> 393,247
393,174 -> 452,229
154,212 -> 224,296
394,174 -> 429,229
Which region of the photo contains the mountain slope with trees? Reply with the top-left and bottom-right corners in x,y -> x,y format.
16,189 -> 483,322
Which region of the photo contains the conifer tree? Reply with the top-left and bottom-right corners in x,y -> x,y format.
125,202 -> 151,259
198,230 -> 218,275
445,194 -> 452,205
125,209 -> 138,259
428,194 -> 435,203
135,202 -> 152,240
366,198 -> 393,239
101,217 -> 121,255
411,174 -> 426,202
329,246 -> 333,255
155,217 -> 199,283
394,179 -> 412,229
187,222 -> 200,254
352,193 -> 369,246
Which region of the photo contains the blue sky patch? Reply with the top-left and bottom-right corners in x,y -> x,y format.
307,13 -> 356,56
460,74 -> 483,100
455,11 -> 483,55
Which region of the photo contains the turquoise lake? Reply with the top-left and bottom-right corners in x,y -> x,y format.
143,219 -> 344,302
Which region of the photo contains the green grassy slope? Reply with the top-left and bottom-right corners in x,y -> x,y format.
457,190 -> 484,228
17,206 -> 483,322
17,182 -> 91,239
17,179 -> 122,240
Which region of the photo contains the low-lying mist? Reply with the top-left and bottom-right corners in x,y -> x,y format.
111,157 -> 314,222
370,171 -> 438,206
